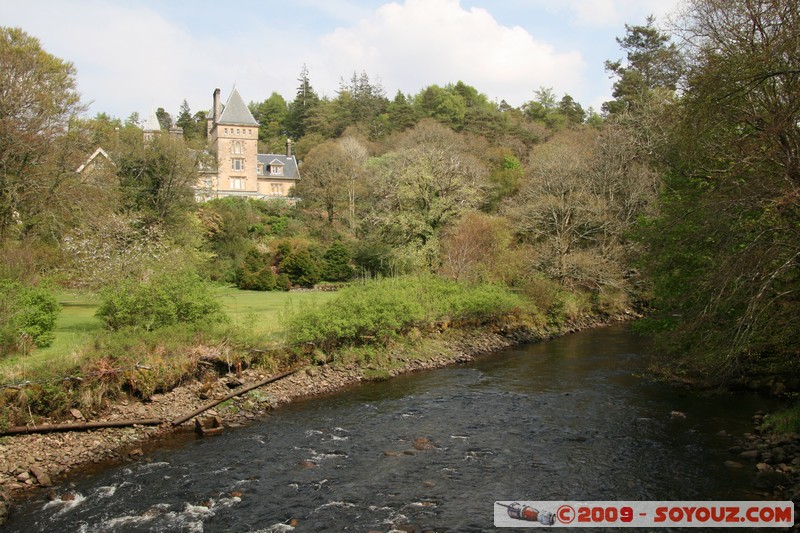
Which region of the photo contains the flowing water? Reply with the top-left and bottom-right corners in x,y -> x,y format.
3,325 -> 775,532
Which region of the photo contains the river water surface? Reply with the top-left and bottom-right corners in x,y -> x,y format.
3,325 -> 775,532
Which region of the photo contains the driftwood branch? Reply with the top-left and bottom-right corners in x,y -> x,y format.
170,367 -> 300,427
1,418 -> 164,435
0,367 -> 302,437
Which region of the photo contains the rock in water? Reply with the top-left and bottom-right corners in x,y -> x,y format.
29,466 -> 52,487
413,437 -> 435,451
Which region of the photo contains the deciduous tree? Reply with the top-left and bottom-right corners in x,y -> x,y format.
0,27 -> 87,241
639,0 -> 800,374
294,139 -> 350,224
363,120 -> 485,269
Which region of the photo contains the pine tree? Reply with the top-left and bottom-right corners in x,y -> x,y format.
285,64 -> 320,139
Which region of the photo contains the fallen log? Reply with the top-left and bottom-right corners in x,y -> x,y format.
170,366 -> 300,427
0,366 -> 302,437
1,418 -> 164,436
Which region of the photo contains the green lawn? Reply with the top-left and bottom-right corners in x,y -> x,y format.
0,286 -> 335,383
215,286 -> 336,335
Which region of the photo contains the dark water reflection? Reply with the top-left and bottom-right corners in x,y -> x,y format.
3,325 -> 776,532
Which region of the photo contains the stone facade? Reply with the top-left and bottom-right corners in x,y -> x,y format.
196,88 -> 299,201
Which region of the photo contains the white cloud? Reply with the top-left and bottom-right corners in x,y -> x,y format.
314,0 -> 586,106
572,0 -> 684,27
4,1 -> 204,116
530,0 -> 684,28
5,0 -> 667,117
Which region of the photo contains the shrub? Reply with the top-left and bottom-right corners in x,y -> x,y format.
235,249 -> 276,291
353,241 -> 397,277
276,273 -> 292,291
283,276 -> 523,349
280,249 -> 320,288
0,280 -> 60,355
322,241 -> 354,282
96,270 -> 226,331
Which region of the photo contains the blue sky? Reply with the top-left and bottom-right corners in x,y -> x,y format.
2,0 -> 683,120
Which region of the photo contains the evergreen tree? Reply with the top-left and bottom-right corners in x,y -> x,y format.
603,16 -> 683,114
250,92 -> 288,147
285,64 -> 320,139
156,107 -> 172,130
387,91 -> 418,131
322,241 -> 354,281
175,99 -> 197,140
280,249 -> 320,288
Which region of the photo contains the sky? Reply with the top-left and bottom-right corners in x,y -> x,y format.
3,0 -> 684,121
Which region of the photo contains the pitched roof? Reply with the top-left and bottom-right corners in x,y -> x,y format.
257,154 -> 300,180
141,110 -> 161,132
217,88 -> 258,126
76,147 -> 113,173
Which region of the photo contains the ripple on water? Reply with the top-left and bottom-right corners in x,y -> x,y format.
314,500 -> 357,513
42,492 -> 86,516
94,485 -> 116,498
248,524 -> 295,533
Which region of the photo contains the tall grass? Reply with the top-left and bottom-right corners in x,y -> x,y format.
761,404 -> 800,436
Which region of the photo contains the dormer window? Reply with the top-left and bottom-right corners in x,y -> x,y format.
257,163 -> 264,175
267,163 -> 284,176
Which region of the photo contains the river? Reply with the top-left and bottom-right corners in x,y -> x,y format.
2,325 -> 775,532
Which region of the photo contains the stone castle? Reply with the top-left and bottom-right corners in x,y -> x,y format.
196,88 -> 299,200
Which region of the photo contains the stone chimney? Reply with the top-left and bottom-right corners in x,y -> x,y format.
213,88 -> 221,123
286,138 -> 292,157
169,125 -> 184,139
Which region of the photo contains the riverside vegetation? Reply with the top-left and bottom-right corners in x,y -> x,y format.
0,274 -> 577,430
1,0 -> 799,510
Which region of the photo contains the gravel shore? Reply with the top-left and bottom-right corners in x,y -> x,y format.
0,328 -> 525,523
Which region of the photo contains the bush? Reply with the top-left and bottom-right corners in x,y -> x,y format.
96,270 -> 226,331
235,249 -> 276,291
280,249 -> 320,288
353,241 -> 397,277
283,276 -> 523,349
322,241 -> 354,282
0,281 -> 60,355
276,273 -> 292,291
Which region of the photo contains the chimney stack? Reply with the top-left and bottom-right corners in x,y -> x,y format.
213,88 -> 221,123
286,138 -> 292,157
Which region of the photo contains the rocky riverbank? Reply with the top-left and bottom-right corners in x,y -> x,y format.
0,327 -> 527,525
725,412 -> 800,526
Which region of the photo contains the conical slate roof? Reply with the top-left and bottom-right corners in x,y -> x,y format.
141,110 -> 161,131
217,88 -> 258,126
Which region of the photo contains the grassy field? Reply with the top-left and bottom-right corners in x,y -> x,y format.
0,287 -> 335,384
216,286 -> 336,335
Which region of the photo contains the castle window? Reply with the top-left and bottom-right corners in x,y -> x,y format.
270,183 -> 283,195
229,178 -> 243,189
233,141 -> 242,154
231,158 -> 245,172
236,128 -> 240,135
